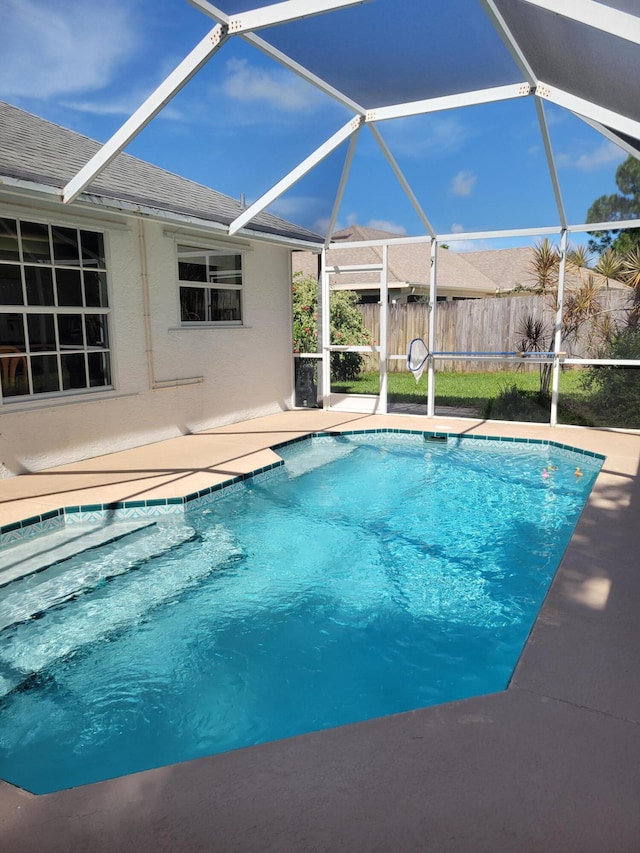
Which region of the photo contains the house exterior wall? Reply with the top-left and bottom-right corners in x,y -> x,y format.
0,200 -> 294,476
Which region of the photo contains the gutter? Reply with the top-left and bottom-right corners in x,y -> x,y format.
0,176 -> 324,250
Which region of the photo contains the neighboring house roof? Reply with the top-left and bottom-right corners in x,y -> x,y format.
294,226 -> 504,297
462,247 -> 628,292
0,102 -> 322,245
294,226 -> 629,294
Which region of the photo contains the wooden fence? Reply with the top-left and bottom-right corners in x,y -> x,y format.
357,291 -> 633,372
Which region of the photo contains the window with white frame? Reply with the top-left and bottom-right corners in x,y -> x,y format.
178,244 -> 243,324
0,217 -> 111,400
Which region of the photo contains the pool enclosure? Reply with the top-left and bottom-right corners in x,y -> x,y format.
53,0 -> 640,429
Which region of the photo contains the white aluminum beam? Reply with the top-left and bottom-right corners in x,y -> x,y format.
326,264 -> 382,273
188,0 -> 366,114
567,218 -> 640,233
535,98 -> 567,229
379,244 -> 388,414
578,116 -> 640,161
366,83 -> 531,123
536,82 -> 640,147
63,24 -> 230,203
518,0 -> 640,48
329,235 -> 433,249
228,116 -> 363,235
550,229 -> 568,426
325,130 -> 360,246
438,225 -> 561,242
427,239 -> 437,418
226,0 -> 371,34
368,125 -> 436,238
481,0 -> 537,84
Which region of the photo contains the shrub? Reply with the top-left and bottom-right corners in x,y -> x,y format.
292,273 -> 371,381
581,328 -> 640,426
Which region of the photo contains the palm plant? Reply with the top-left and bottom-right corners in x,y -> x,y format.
528,238 -> 560,292
567,244 -> 593,274
594,248 -> 623,288
517,315 -> 553,397
621,246 -> 640,327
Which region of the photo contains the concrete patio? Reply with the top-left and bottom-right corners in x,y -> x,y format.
0,409 -> 639,852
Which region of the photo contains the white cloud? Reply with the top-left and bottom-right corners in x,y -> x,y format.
0,0 -> 138,99
451,170 -> 477,196
222,58 -> 326,114
60,94 -> 183,122
557,140 -> 625,172
381,115 -> 469,159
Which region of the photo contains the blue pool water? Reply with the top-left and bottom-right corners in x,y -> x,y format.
0,433 -> 602,794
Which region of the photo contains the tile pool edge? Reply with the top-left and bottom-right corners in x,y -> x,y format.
0,429 -> 605,547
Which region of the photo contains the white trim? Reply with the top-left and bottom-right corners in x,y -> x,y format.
536,82 -> 640,143
228,116 -> 364,235
63,25 -> 230,203
227,0 -> 371,34
0,389 -> 139,415
365,83 -> 531,123
0,192 -> 130,232
518,0 -> 640,48
163,229 -> 252,252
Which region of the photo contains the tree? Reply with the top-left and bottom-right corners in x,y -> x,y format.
586,156 -> 640,253
292,273 -> 371,381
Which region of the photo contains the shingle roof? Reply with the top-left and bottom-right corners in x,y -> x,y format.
295,227 -> 629,294
463,246 -> 629,292
0,102 -> 323,244
321,226 -> 500,295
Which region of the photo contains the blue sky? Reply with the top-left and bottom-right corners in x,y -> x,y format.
0,0 -> 629,252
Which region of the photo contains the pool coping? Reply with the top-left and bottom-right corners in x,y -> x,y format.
0,428 -> 605,548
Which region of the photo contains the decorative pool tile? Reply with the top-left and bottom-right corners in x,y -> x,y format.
0,431 -> 603,546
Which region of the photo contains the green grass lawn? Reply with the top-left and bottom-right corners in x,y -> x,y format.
331,369 -> 598,424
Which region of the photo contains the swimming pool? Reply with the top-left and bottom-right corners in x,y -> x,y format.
0,431 -> 602,794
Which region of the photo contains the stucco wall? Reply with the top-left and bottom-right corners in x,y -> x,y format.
0,203 -> 295,476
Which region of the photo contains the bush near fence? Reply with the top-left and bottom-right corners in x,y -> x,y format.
357,292 -> 632,373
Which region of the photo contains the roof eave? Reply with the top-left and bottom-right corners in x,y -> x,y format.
0,174 -> 324,250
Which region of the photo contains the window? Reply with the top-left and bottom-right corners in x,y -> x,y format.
178,244 -> 243,324
0,217 -> 111,400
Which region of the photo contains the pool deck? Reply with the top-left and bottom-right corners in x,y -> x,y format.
1,409 -> 639,852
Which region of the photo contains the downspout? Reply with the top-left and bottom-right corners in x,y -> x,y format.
137,219 -> 203,390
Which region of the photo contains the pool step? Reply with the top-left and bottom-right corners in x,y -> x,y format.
283,438 -> 357,479
0,523 -> 240,697
0,519 -> 197,633
0,519 -> 158,588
